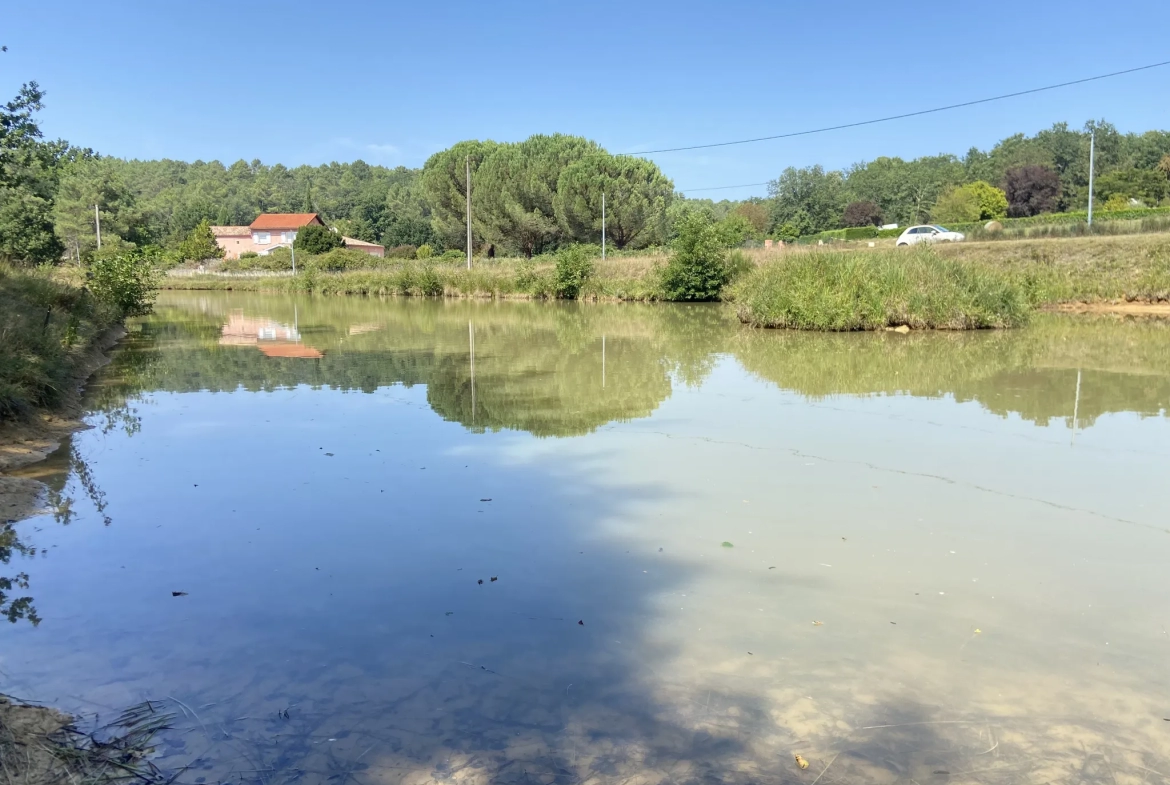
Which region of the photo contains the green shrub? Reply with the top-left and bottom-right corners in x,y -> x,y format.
293,224 -> 344,254
387,244 -> 418,259
88,249 -> 160,317
554,244 -> 595,299
240,251 -> 259,259
661,212 -> 729,301
441,249 -> 464,261
730,247 -> 1029,330
306,247 -> 380,272
844,226 -> 878,240
416,244 -> 434,259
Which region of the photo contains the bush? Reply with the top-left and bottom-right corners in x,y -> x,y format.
441,249 -> 464,261
844,226 -> 878,240
661,212 -> 729,301
240,251 -> 258,259
554,244 -> 595,299
1102,194 -> 1131,212
293,224 -> 344,254
88,249 -> 160,317
306,247 -> 381,272
416,244 -> 434,259
387,244 -> 418,259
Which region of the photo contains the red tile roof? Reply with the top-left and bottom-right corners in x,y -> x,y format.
341,236 -> 383,248
249,213 -> 324,230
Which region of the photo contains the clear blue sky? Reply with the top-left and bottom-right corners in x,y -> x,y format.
4,0 -> 1168,198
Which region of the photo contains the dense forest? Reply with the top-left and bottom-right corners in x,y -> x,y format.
3,77 -> 1170,265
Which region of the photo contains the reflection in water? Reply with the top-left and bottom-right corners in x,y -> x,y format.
89,294 -> 1170,437
3,292 -> 1169,784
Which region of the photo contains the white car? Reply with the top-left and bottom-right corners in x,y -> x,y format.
896,225 -> 965,246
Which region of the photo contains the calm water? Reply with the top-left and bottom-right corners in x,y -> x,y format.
4,292 -> 1169,785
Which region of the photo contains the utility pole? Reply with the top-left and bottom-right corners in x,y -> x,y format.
291,242 -> 296,275
469,321 -> 476,423
465,155 -> 472,270
601,192 -> 606,261
94,204 -> 102,249
1087,129 -> 1096,226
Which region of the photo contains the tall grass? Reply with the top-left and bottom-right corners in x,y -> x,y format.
729,247 -> 1031,330
0,266 -> 120,419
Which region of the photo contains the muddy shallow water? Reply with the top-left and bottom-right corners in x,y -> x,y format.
3,293 -> 1169,785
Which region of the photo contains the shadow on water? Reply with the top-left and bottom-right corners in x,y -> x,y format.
2,292 -> 1168,784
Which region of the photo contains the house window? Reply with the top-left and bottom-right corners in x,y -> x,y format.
281,231 -> 297,243
255,231 -> 270,244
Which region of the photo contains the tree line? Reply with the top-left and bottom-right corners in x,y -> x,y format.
768,121 -> 1170,238
3,76 -> 1170,266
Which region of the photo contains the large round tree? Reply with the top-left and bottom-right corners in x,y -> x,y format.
554,153 -> 673,250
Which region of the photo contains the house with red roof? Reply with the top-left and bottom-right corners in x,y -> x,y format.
211,213 -> 384,259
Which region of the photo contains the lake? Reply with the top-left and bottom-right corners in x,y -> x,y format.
4,292 -> 1169,785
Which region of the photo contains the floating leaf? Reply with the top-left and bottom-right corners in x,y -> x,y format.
721,541 -> 734,548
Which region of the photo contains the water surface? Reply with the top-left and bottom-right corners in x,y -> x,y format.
4,292 -> 1169,785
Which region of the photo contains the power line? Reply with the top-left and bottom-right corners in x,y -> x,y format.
631,60 -> 1170,155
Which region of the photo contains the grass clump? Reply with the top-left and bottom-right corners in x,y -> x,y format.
730,247 -> 1030,330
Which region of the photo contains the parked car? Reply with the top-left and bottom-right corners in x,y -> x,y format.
896,225 -> 965,246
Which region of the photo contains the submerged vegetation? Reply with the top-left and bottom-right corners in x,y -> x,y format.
0,695 -> 176,785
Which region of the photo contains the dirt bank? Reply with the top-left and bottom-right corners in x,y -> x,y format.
0,326 -> 125,523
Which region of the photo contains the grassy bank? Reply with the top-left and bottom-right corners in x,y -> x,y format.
163,234 -> 1170,330
729,247 -> 1031,330
0,266 -> 124,420
166,252 -> 671,301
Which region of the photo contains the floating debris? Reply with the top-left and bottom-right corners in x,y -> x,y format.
480,498 -> 492,502
490,576 -> 498,582
171,591 -> 187,597
812,620 -> 823,626
578,620 -> 584,626
721,541 -> 734,548
795,754 -> 809,770
477,579 -> 484,585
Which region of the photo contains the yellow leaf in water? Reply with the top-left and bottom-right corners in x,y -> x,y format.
812,621 -> 824,626
794,754 -> 809,770
974,628 -> 982,634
